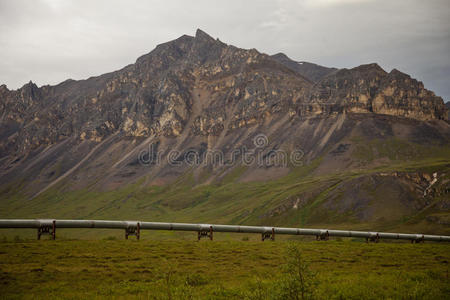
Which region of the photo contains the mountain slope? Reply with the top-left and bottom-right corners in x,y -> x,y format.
0,29 -> 449,235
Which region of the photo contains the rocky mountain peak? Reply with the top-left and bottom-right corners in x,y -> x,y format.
22,80 -> 37,88
194,28 -> 215,42
272,52 -> 290,60
0,85 -> 9,95
19,80 -> 40,102
352,63 -> 386,75
189,29 -> 227,65
271,52 -> 337,82
389,68 -> 410,78
134,29 -> 229,70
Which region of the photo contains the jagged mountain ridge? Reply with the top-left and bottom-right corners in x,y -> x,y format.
0,29 -> 447,156
0,29 -> 449,233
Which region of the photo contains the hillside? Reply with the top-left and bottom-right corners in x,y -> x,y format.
0,29 -> 449,236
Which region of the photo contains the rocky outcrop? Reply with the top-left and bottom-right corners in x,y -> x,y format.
446,101 -> 450,119
309,64 -> 447,120
0,29 -> 312,156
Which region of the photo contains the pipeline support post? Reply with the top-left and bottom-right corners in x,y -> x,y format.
37,220 -> 56,240
366,233 -> 380,243
262,228 -> 275,241
125,223 -> 140,240
198,226 -> 213,241
411,235 -> 424,244
316,230 -> 329,241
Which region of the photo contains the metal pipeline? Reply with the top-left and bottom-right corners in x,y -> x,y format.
0,219 -> 449,242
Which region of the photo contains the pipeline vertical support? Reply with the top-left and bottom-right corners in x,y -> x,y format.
261,228 -> 274,241
37,222 -> 55,240
197,226 -> 213,241
52,220 -> 56,240
366,233 -> 379,243
411,235 -> 424,244
137,222 -> 140,240
316,230 -> 329,241
125,225 -> 139,240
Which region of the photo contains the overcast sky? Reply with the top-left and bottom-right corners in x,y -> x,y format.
0,0 -> 449,101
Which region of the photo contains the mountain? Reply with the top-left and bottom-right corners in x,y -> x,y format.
0,29 -> 449,235
271,52 -> 337,82
447,101 -> 450,119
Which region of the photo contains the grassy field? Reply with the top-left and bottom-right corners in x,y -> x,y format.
0,238 -> 449,299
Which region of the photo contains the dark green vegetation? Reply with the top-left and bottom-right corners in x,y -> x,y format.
0,239 -> 448,299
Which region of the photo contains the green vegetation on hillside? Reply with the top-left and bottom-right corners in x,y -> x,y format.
0,138 -> 449,238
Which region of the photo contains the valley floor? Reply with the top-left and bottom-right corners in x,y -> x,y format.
0,239 -> 448,299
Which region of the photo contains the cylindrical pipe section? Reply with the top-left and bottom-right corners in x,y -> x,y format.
378,232 -> 398,239
347,231 -> 371,238
298,229 -> 321,236
328,230 -> 352,237
0,219 -> 449,242
274,227 -> 298,235
55,220 -> 128,229
397,233 -> 417,240
140,222 -> 172,230
0,219 -> 41,228
212,224 -> 241,233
